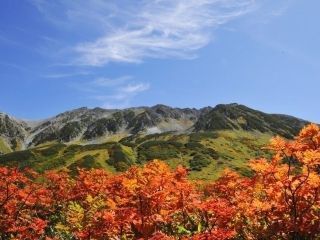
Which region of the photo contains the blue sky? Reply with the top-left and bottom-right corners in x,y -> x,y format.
0,0 -> 319,122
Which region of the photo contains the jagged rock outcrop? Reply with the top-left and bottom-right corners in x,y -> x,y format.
0,104 -> 311,149
0,113 -> 28,150
194,103 -> 308,138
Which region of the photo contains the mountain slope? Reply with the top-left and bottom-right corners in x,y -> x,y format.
0,129 -> 272,180
0,103 -> 312,180
0,113 -> 29,153
0,103 -> 309,150
194,104 -> 307,138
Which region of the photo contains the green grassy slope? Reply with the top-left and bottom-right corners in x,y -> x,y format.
0,130 -> 272,180
0,137 -> 12,153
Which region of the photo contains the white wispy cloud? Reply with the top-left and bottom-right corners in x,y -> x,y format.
43,71 -> 91,79
94,82 -> 150,108
120,83 -> 150,94
93,75 -> 133,87
92,82 -> 150,101
30,0 -> 256,107
70,76 -> 150,109
75,0 -> 256,65
31,0 -> 256,66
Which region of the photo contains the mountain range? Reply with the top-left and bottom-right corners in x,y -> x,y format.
0,103 -> 309,153
0,103 -> 311,180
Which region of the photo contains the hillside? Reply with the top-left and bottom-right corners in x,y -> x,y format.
0,103 -> 308,150
0,103 -> 310,180
0,130 -> 272,180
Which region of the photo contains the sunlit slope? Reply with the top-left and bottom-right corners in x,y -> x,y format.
0,104 -> 309,152
0,130 -> 272,180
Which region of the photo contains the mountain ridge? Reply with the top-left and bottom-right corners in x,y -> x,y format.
0,103 -> 310,153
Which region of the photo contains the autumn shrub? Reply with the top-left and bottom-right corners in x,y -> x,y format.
0,124 -> 319,239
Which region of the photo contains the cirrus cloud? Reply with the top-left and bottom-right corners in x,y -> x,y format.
70,75 -> 150,109
75,0 -> 256,65
31,0 -> 256,66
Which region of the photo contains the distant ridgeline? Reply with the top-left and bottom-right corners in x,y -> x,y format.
0,104 -> 310,180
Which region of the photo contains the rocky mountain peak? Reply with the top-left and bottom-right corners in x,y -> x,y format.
0,104 -> 311,151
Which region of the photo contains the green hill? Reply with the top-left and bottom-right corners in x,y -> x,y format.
0,130 -> 272,180
0,103 -> 311,180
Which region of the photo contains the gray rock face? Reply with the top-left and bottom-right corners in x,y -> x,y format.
0,104 -> 311,149
194,103 -> 309,138
0,113 -> 28,150
0,114 -> 26,138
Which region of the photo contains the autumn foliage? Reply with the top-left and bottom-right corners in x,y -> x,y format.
0,124 -> 319,239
